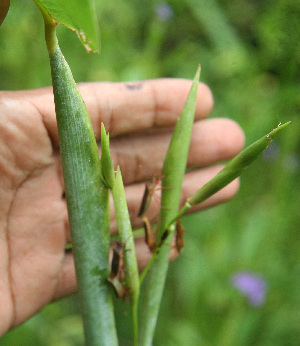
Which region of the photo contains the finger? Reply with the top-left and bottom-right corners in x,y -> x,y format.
134,237 -> 178,272
84,80 -> 213,138
110,165 -> 240,233
109,118 -> 245,184
188,118 -> 245,167
17,79 -> 213,146
53,237 -> 178,300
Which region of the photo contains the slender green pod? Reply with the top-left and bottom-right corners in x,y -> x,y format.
174,121 -> 291,220
43,18 -> 117,346
112,166 -> 140,346
139,67 -> 201,345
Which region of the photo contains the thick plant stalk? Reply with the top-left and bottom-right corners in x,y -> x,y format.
43,17 -> 117,345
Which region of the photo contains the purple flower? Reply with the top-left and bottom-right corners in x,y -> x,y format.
230,272 -> 267,307
154,2 -> 174,22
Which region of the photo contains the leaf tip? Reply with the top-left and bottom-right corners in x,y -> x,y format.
194,64 -> 201,82
267,121 -> 291,140
100,123 -> 115,189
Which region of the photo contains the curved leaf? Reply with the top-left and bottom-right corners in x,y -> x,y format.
0,0 -> 10,27
34,0 -> 99,52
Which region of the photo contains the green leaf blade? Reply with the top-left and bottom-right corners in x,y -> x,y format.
34,0 -> 99,52
100,123 -> 115,189
157,65 -> 201,239
139,67 -> 201,345
112,167 -> 140,300
112,166 -> 140,345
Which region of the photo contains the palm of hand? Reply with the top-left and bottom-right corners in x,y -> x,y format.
0,93 -> 70,334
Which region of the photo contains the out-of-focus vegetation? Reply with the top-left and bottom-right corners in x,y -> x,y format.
1,0 -> 299,344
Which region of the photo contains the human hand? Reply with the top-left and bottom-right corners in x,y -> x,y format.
0,79 -> 244,335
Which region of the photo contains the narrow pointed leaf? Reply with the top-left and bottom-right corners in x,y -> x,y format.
100,123 -> 115,189
156,65 -> 201,240
139,67 -> 201,345
175,121 -> 291,220
112,166 -> 140,345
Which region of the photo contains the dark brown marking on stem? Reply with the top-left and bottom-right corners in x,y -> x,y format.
108,242 -> 123,279
107,242 -> 126,298
158,229 -> 169,247
175,219 -> 185,253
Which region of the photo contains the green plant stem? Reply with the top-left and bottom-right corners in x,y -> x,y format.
138,230 -> 175,345
139,249 -> 158,286
112,167 -> 140,346
43,18 -> 117,346
139,223 -> 176,286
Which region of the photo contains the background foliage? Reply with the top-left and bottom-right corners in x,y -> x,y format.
1,0 -> 299,344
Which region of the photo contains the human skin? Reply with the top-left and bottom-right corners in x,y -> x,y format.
0,79 -> 244,335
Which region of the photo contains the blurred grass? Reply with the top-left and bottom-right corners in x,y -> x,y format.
1,0 -> 299,344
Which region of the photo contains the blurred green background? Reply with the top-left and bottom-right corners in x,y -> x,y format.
1,0 -> 299,345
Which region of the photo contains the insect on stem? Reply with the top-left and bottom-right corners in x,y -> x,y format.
142,215 -> 158,252
137,176 -> 162,217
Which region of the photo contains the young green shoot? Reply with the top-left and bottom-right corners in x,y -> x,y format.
112,166 -> 140,346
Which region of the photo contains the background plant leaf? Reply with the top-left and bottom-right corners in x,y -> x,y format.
0,0 -> 10,26
33,0 -> 99,52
